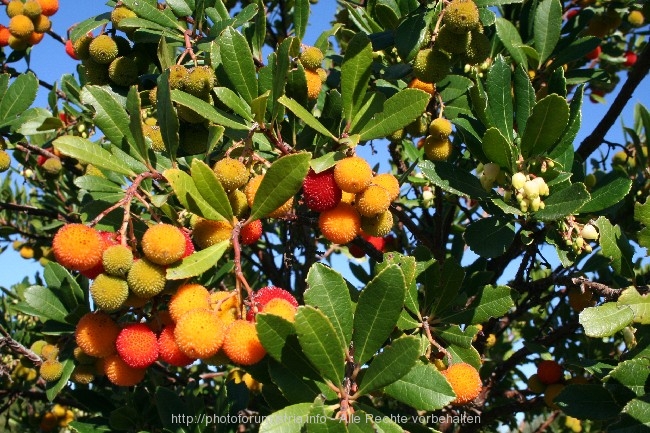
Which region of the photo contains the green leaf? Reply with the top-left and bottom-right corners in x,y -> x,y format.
166,0 -> 193,16
190,159 -> 233,221
0,72 -> 37,122
250,0 -> 266,60
155,387 -> 188,430
45,359 -> 75,401
269,359 -> 323,404
305,264 -> 354,347
171,89 -> 249,130
514,65 -> 535,137
395,12 -> 430,63
256,314 -> 296,362
445,285 -> 514,325
121,0 -> 184,30
521,94 -> 569,158
293,0 -> 309,40
53,136 -> 135,176
157,36 -> 174,71
423,257 -> 464,316
550,84 -> 583,169
606,358 -> 650,399
218,27 -> 258,105
418,160 -> 488,199
550,37 -> 600,70
494,19 -> 527,69
213,87 -> 253,121
294,306 -> 346,386
341,33 -> 373,124
534,0 -> 562,64
464,217 -> 515,258
482,128 -> 516,173
357,89 -> 430,141
476,0 -> 523,5
68,421 -> 111,433
259,403 -> 313,433
356,336 -> 420,395
618,288 -> 650,325
580,175 -> 632,214
43,262 -> 85,309
594,216 -> 635,278
579,303 -> 634,338
251,91 -> 269,125
609,395 -> 650,432
353,265 -> 406,365
166,241 -> 229,280
249,152 -> 311,221
70,13 -> 111,41
24,285 -> 68,323
126,87 -> 149,164
486,56 -> 514,142
384,363 -> 456,411
534,183 -> 590,221
555,384 -> 621,420
163,168 -> 228,221
436,325 -> 478,348
278,95 -> 337,140
157,71 -> 180,160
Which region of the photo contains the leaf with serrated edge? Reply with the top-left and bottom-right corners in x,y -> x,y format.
486,56 -> 514,142
514,65 -> 535,137
356,336 -> 420,396
521,94 -> 569,157
218,27 -> 258,105
464,217 -> 515,258
190,159 -> 233,222
579,303 -> 634,338
618,287 -> 650,324
121,0 -> 184,30
535,183 -> 590,221
0,72 -> 37,122
213,87 -> 253,121
554,384 -> 621,420
579,176 -> 632,213
534,0 -> 562,64
166,241 -> 229,280
357,89 -> 430,141
53,136 -> 135,176
258,403 -> 313,433
482,128 -> 515,173
256,314 -> 296,362
384,363 -> 455,411
444,285 -> 514,324
24,286 -> 68,323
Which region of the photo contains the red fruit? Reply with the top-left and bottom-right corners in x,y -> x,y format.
247,286 -> 298,320
116,323 -> 159,369
240,220 -> 262,245
65,39 -> 78,60
80,231 -> 119,279
623,51 -> 637,67
302,168 -> 342,212
349,234 -> 387,258
158,324 -> 194,367
589,88 -> 605,103
537,360 -> 563,385
565,8 -> 579,20
586,46 -> 601,60
181,229 -> 194,258
0,26 -> 10,47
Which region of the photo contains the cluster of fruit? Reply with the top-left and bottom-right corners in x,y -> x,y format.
305,156 -> 398,251
422,117 -> 454,162
508,172 -> 551,213
38,404 -> 75,432
527,359 -> 588,420
298,45 -> 327,100
412,0 -> 489,84
0,0 -> 56,51
31,340 -> 64,382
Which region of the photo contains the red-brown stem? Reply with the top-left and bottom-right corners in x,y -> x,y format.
232,220 -> 255,303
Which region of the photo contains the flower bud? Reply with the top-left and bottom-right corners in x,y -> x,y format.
581,223 -> 599,241
523,180 -> 540,199
511,172 -> 526,190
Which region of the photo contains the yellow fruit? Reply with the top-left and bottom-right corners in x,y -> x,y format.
41,158 -> 62,177
213,158 -> 249,191
89,35 -> 119,64
19,245 -> 35,259
408,77 -> 436,95
6,1 -> 24,18
299,46 -> 324,70
424,137 -> 453,161
111,5 -> 137,31
0,150 -> 9,172
52,224 -> 103,272
436,25 -> 469,54
355,185 -> 392,217
23,0 -> 42,19
429,118 -> 453,140
73,34 -> 93,60
371,173 -> 400,201
71,364 -> 95,384
40,344 -> 59,360
90,273 -> 129,311
361,210 -> 393,237
168,283 -> 211,322
40,359 -> 64,382
319,202 -> 361,244
334,156 -> 373,194
103,353 -> 146,386
259,298 -> 297,322
222,319 -> 266,365
58,409 -> 75,427
442,362 -> 482,405
628,10 -> 645,27
544,383 -> 565,410
102,244 -> 133,277
412,48 -> 452,83
108,56 -> 139,87
209,291 -> 238,325
51,404 -> 66,418
244,175 -> 294,218
142,123 -> 164,151
75,311 -> 120,358
183,66 -> 215,98
32,14 -> 51,33
305,69 -> 322,100
126,258 -> 166,299
142,223 -> 186,266
174,309 -> 225,359
8,15 -> 35,39
228,189 -> 249,217
168,64 -> 189,90
443,0 -> 481,34
192,218 -> 233,249
30,340 -> 48,357
8,34 -> 28,50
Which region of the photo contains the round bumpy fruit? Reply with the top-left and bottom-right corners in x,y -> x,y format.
71,364 -> 95,384
83,59 -> 110,85
168,283 -> 211,322
334,156 -> 373,194
23,1 -> 42,19
37,0 -> 59,16
302,168 -> 342,212
442,362 -> 482,405
361,209 -> 394,237
249,286 -> 298,319
126,258 -> 166,299
6,0 -> 24,18
319,202 -> 361,244
443,0 -> 481,34
371,174 -> 400,202
245,175 -> 294,218
628,10 -> 645,27
465,30 -> 491,65
210,291 -> 238,324
408,77 -> 436,95
32,14 -> 51,33
102,244 -> 133,277
111,5 -> 137,31
8,15 -> 35,38
108,56 -> 138,87
168,65 -> 189,90
158,325 -> 194,366
299,46 -> 324,70
213,158 -> 249,192
192,219 -> 233,249
90,273 -> 129,311
424,137 -> 453,161
53,224 -> 104,271
72,34 -> 93,60
75,312 -> 120,358
89,35 -> 119,64
183,66 -> 216,98
305,69 -> 322,100
174,309 -> 225,359
142,223 -> 186,266
260,298 -> 297,322
413,48 -> 451,83
0,150 -> 9,172
40,359 -> 64,382
103,353 -> 146,386
223,319 -> 267,365
356,185 -> 392,217
436,25 -> 469,54
116,323 -> 159,368
143,123 -> 164,151
537,360 -> 563,385
429,118 -> 453,140
240,220 -> 262,246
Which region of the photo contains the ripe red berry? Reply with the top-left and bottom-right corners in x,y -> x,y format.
240,220 -> 262,245
565,8 -> 579,20
65,39 -> 78,60
116,323 -> 159,369
247,286 -> 298,320
181,229 -> 194,257
586,46 -> 601,60
537,360 -> 563,385
623,51 -> 637,67
349,234 -> 387,258
302,168 -> 342,212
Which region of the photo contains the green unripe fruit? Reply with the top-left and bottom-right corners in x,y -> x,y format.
32,14 -> 51,33
149,86 -> 158,106
464,30 -> 491,65
413,48 -> 451,84
213,158 -> 249,192
90,273 -> 129,311
183,65 -> 216,98
443,0 -> 481,34
108,56 -> 139,87
168,64 -> 189,90
428,117 -> 453,140
612,150 -> 633,167
405,113 -> 431,137
89,35 -> 119,64
299,46 -> 324,70
388,129 -> 405,142
6,1 -> 24,18
73,35 -> 94,61
436,25 -> 469,54
143,123 -> 164,151
30,340 -> 48,357
127,258 -> 166,299
0,150 -> 10,172
111,5 -> 137,31
102,244 -> 133,277
83,59 -> 111,85
584,173 -> 597,189
361,210 -> 394,237
424,137 -> 453,161
23,0 -> 42,19
42,158 -> 62,177
228,189 -> 249,217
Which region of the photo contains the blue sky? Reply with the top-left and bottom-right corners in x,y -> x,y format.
0,1 -> 648,289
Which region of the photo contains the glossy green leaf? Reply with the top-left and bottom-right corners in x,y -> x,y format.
521,94 -> 569,157
341,33 -> 373,124
171,89 -> 248,130
249,152 -> 311,220
213,87 -> 253,121
384,363 -> 456,411
250,0 -> 266,60
534,0 -> 562,64
0,72 -> 37,122
535,183 -> 590,221
24,285 -> 68,323
550,85 -> 584,170
445,285 -> 514,324
166,0 -> 193,16
495,19 -> 527,69
295,306 -> 345,386
257,313 -> 296,362
259,403 -> 313,433
607,357 -> 650,400
550,37 -> 600,70
53,136 -> 135,176
419,160 -> 488,199
579,175 -> 632,213
579,303 -> 634,338
436,325 -> 478,349
70,13 -> 111,41
43,262 -> 84,310
609,395 -> 650,432
126,87 -> 149,164
594,216 -> 635,278
486,55 -> 514,142
121,0 -> 184,30
157,71 -> 180,160
514,65 -> 535,137
269,359 -> 322,404
353,265 -> 406,365
190,159 -> 233,221
357,89 -> 431,141
165,241 -> 228,280
356,336 -> 420,395
555,384 -> 621,420
294,0 -> 309,40
482,128 -> 516,173
305,263 -> 354,347
278,95 -> 337,140
218,27 -> 258,105
395,12 -> 430,63
464,217 -> 516,258
163,168 -> 228,221
618,288 -> 650,324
